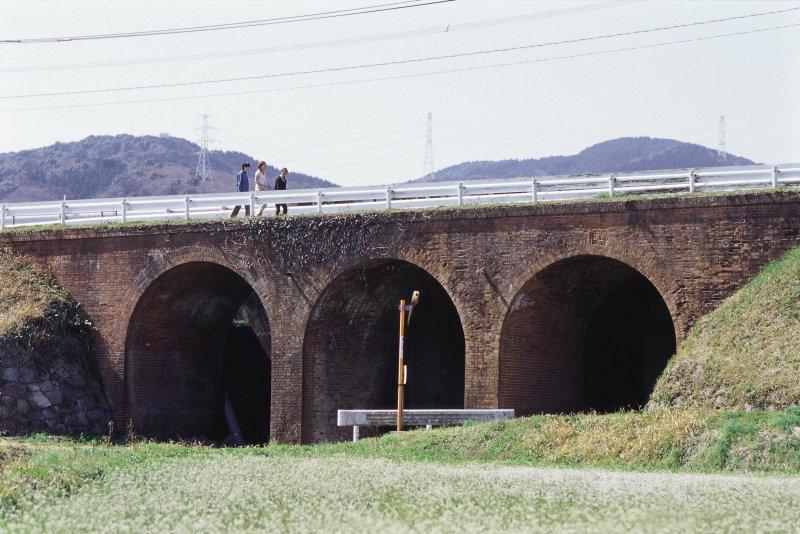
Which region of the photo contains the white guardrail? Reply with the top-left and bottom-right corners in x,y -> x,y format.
1,163 -> 799,229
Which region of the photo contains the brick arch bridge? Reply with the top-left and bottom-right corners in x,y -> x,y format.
4,191 -> 800,443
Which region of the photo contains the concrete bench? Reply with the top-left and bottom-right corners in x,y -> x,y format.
337,409 -> 515,441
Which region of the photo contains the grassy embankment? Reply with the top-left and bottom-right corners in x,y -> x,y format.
0,249 -> 70,337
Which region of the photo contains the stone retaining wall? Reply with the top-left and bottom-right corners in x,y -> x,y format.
0,356 -> 109,435
0,312 -> 111,436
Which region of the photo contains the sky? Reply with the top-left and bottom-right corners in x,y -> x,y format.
1,0 -> 798,186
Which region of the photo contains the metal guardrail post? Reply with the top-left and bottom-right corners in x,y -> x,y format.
0,204 -> 5,230
317,190 -> 323,213
532,178 -> 539,203
249,192 -> 255,216
121,198 -> 127,223
689,170 -> 696,193
184,196 -> 190,220
772,166 -> 779,189
386,185 -> 393,210
608,174 -> 616,197
457,182 -> 464,206
60,199 -> 66,225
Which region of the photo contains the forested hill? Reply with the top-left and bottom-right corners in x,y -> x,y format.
0,134 -> 336,202
412,137 -> 754,183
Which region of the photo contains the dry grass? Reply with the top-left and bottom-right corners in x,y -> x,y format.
520,410 -> 705,465
652,245 -> 800,410
0,249 -> 68,336
329,407 -> 800,472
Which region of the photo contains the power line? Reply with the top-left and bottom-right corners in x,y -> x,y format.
2,21 -> 798,113
437,122 -> 717,139
216,128 -> 419,162
1,1 -> 637,73
216,127 -> 423,181
727,126 -> 799,145
215,126 -> 421,157
268,126 -> 421,151
214,128 -> 395,176
5,6 -> 796,100
0,0 -> 455,44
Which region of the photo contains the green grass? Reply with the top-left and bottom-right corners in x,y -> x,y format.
652,244 -> 800,410
0,408 -> 797,520
0,422 -> 798,532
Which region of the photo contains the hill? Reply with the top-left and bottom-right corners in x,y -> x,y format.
0,135 -> 337,202
413,137 -> 754,182
651,244 -> 800,411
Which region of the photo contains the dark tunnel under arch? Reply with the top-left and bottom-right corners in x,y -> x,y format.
302,259 -> 466,443
498,255 -> 676,416
124,262 -> 272,443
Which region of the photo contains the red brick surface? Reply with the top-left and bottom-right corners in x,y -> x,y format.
5,191 -> 800,443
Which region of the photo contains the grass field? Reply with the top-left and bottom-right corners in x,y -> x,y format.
0,436 -> 799,533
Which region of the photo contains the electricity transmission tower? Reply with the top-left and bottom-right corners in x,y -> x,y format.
423,112 -> 436,180
194,114 -> 213,182
717,115 -> 727,162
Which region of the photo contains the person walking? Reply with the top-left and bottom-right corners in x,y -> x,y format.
275,167 -> 288,216
230,162 -> 251,217
254,161 -> 271,216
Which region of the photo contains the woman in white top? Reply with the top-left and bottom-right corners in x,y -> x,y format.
254,161 -> 271,216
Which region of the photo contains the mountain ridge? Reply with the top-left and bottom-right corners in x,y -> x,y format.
411,137 -> 754,183
0,134 -> 337,202
0,134 -> 757,202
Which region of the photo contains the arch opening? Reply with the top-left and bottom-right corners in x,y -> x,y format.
499,255 -> 676,416
125,262 -> 271,444
302,259 -> 465,443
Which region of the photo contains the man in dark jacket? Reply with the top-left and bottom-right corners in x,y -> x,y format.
230,162 -> 251,217
275,167 -> 288,216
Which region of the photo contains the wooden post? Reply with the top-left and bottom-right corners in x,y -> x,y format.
397,298 -> 407,432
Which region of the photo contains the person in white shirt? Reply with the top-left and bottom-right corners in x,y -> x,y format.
254,161 -> 271,216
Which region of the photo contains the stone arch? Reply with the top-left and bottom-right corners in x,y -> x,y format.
123,258 -> 273,443
301,258 -> 466,443
498,254 -> 677,416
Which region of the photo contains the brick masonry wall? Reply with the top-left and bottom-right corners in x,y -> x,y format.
126,262 -> 253,439
302,259 -> 464,443
4,191 -> 800,443
498,255 -> 674,415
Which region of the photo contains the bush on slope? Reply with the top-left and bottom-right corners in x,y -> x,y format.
0,249 -> 71,337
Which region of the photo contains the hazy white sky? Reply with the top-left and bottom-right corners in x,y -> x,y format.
1,0 -> 798,185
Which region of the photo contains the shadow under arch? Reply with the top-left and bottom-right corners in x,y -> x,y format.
498,254 -> 676,416
124,261 -> 272,443
301,258 -> 466,443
